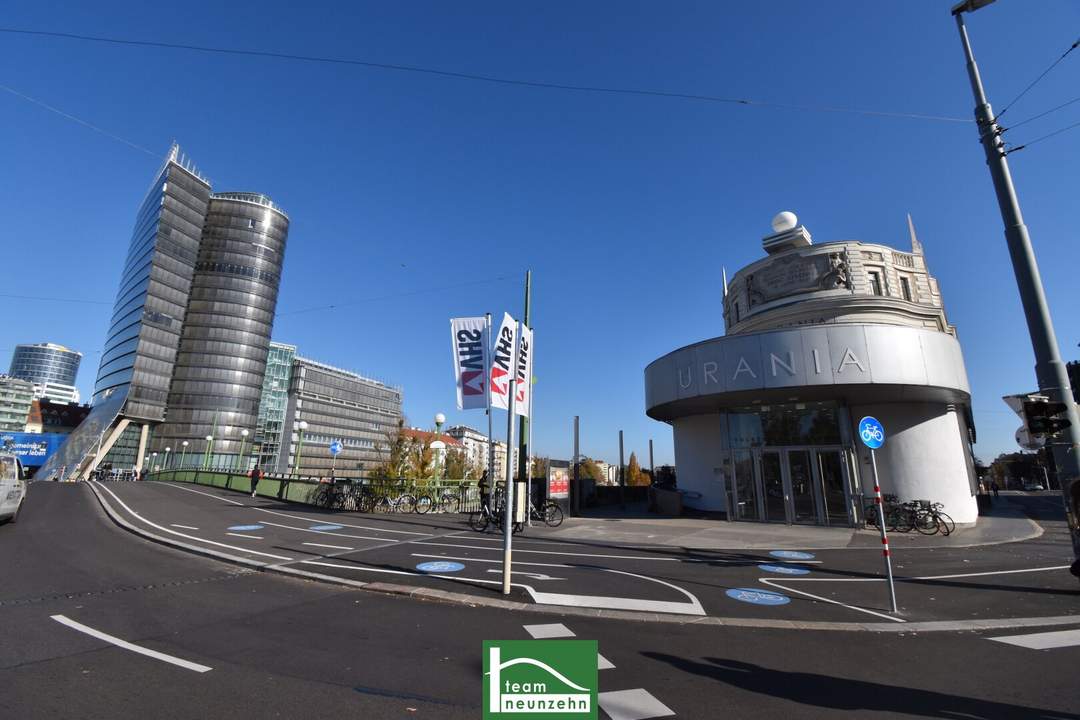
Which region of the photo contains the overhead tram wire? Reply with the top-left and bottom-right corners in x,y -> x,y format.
1006,117 -> 1080,155
993,35 -> 1080,123
273,276 -> 514,318
1004,95 -> 1080,132
0,27 -> 970,124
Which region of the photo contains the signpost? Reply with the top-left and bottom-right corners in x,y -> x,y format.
860,415 -> 898,614
329,439 -> 343,478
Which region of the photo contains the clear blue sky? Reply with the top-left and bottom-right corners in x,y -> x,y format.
2,1 -> 1078,467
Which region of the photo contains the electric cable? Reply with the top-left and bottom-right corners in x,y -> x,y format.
1006,117 -> 1080,154
1004,95 -> 1080,131
994,36 -> 1080,122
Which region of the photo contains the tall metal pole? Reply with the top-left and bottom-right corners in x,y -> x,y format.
649,439 -> 655,482
870,449 -> 898,613
485,313 -> 495,487
572,415 -> 580,517
526,385 -> 534,527
517,271 -> 531,510
954,9 -> 1080,572
618,430 -> 625,510
501,321 -> 522,595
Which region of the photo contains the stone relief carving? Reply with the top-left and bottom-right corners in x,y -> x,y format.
819,252 -> 851,290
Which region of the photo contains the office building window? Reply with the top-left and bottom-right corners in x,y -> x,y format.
868,270 -> 884,296
900,276 -> 913,302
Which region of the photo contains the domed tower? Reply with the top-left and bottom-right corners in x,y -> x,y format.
645,213 -> 978,527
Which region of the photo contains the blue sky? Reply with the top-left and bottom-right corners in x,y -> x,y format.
2,1 -> 1078,466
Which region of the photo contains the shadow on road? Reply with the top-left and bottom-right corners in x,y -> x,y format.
641,653 -> 1078,719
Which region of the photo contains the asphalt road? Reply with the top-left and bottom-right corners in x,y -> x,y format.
2,482 -> 1078,719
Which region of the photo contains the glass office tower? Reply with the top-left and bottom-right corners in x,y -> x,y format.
9,343 -> 82,388
153,193 -> 290,466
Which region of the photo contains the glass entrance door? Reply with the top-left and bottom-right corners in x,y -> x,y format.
787,450 -> 819,524
760,451 -> 787,522
732,449 -> 759,521
817,450 -> 850,525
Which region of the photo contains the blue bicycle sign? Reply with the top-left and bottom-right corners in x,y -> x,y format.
859,416 -> 885,449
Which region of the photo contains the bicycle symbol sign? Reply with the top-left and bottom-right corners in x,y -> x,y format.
858,416 -> 885,449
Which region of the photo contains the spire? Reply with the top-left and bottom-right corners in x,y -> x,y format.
722,266 -> 728,297
907,213 -> 924,255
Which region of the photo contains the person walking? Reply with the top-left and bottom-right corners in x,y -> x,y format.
992,481 -> 1000,499
250,466 -> 262,498
478,470 -> 492,519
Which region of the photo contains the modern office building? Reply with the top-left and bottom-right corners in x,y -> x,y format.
275,357 -> 402,478
645,213 -> 978,526
9,343 -> 82,403
0,376 -> 35,431
35,145 -> 289,480
253,342 -> 297,471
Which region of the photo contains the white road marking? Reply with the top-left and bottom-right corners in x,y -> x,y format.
989,629 -> 1080,650
92,482 -> 294,561
51,615 -> 212,673
226,533 -> 263,539
598,654 -> 615,670
410,553 -> 571,568
486,569 -> 564,581
682,558 -> 822,565
303,542 -> 355,551
524,623 -> 575,639
911,565 -> 1071,580
256,519 -> 401,543
157,483 -> 431,534
598,688 -> 675,720
170,524 -> 199,530
760,578 -> 906,623
415,541 -> 682,561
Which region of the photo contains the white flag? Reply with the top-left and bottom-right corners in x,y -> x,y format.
514,325 -> 533,418
450,317 -> 489,411
489,312 -> 517,411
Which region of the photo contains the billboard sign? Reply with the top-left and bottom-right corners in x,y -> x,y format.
548,466 -> 569,498
451,316 -> 490,411
0,432 -> 66,467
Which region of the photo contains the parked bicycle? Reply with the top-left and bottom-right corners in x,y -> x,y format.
529,499 -> 564,527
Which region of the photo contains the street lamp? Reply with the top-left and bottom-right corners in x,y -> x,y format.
294,420 -> 308,477
203,434 -> 214,470
164,446 -> 171,470
238,428 -> 250,471
952,0 -> 1080,574
180,440 -> 189,469
432,412 -> 447,481
151,452 -> 158,472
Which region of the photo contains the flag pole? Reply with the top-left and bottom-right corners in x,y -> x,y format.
485,312 -> 494,487
501,321 -> 521,595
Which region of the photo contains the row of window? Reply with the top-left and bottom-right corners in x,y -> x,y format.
194,260 -> 279,285
866,268 -> 917,302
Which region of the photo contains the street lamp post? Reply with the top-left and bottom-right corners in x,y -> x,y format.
164,447 -> 171,470
238,429 -> 249,471
180,440 -> 189,469
294,420 -> 308,477
203,434 -> 214,470
952,0 -> 1080,574
150,452 -> 158,473
433,412 -> 446,482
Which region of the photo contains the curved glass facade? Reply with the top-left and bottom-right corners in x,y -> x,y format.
153,193 -> 289,459
9,344 -> 81,387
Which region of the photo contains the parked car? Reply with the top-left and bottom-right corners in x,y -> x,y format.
0,453 -> 27,523
1022,482 -> 1045,492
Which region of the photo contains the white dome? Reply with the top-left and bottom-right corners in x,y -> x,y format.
771,211 -> 798,233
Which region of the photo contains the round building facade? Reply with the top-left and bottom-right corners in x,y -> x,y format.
645,214 -> 979,526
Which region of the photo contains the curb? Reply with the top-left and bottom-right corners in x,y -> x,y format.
85,481 -> 1080,634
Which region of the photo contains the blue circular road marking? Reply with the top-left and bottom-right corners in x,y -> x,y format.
769,550 -> 815,560
416,561 -> 465,573
228,524 -> 264,531
758,563 -> 811,576
726,588 -> 791,606
310,524 -> 344,531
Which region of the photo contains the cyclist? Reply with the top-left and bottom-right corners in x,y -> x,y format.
478,470 -> 492,518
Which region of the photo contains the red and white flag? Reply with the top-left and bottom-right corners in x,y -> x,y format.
450,317 -> 489,411
514,325 -> 533,418
488,313 -> 517,411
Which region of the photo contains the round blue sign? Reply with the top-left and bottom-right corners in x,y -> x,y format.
769,550 -> 815,560
329,440 -> 343,456
858,416 -> 885,449
416,561 -> 465,573
310,524 -> 344,531
758,563 -> 811,576
726,588 -> 791,606
228,524 -> 264,531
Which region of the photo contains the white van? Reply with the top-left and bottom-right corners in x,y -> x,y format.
0,453 -> 27,523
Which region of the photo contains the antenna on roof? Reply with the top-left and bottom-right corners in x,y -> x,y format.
722,266 -> 728,298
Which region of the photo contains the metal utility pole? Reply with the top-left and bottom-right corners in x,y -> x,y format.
618,430 -> 626,510
485,313 -> 495,485
501,321 -> 522,596
649,439 -> 655,482
952,1 -> 1080,574
572,416 -> 580,516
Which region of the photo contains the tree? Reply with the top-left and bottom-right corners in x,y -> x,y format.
373,418 -> 409,478
626,452 -> 650,486
530,456 -> 549,479
406,436 -> 434,480
579,458 -> 605,483
444,448 -> 469,479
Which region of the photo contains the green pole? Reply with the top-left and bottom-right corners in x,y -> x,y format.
237,433 -> 247,471
296,428 -> 305,477
517,270 -> 531,498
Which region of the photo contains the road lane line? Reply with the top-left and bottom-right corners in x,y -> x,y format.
911,565 -> 1070,580
411,553 -> 571,568
598,654 -> 615,670
256,519 -> 402,543
226,533 -> 263,539
170,524 -> 200,530
92,482 -> 293,561
524,623 -> 574,638
50,615 -> 212,673
414,541 -> 682,561
989,629 -> 1080,650
598,688 -> 675,720
304,542 -> 355,551
760,578 -> 905,623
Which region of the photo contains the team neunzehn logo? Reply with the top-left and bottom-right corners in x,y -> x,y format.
483,640 -> 598,719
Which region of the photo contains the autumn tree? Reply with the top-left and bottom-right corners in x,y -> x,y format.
373,418 -> 410,478
579,458 -> 605,483
444,448 -> 470,479
626,452 -> 650,486
530,456 -> 550,479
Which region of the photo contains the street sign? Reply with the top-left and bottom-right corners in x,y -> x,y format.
858,416 -> 885,449
329,440 -> 343,456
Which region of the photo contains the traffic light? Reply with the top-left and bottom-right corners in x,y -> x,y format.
1022,399 -> 1072,437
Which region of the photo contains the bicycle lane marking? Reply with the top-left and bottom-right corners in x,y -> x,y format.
92,481 -> 294,562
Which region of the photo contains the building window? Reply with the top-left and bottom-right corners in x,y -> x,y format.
868,271 -> 884,296
899,276 -> 913,302
733,301 -> 740,323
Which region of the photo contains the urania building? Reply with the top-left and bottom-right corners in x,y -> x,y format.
645,212 -> 978,526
